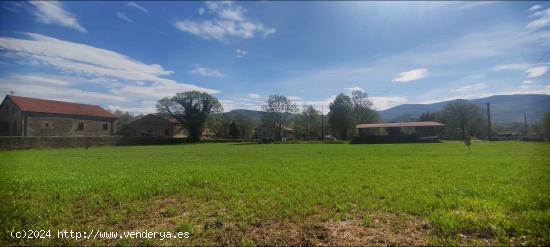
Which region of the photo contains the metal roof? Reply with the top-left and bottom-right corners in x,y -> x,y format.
356,121 -> 445,129
6,95 -> 116,119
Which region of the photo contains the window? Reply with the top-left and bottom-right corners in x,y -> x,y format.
102,123 -> 108,131
164,129 -> 170,136
77,122 -> 84,131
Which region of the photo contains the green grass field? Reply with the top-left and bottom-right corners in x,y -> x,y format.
1,141 -> 549,245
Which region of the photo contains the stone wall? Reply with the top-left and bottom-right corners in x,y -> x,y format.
0,97 -> 23,136
25,114 -> 114,137
0,136 -> 184,150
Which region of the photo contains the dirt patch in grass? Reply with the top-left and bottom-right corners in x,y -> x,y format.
247,212 -> 430,246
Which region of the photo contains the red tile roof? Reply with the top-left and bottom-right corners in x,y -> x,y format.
356,121 -> 445,129
6,95 -> 116,119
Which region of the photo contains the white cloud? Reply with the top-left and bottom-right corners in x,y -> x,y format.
507,84 -> 550,94
490,63 -> 531,71
0,74 -> 127,104
530,5 -> 542,12
116,12 -> 133,23
248,93 -> 260,99
236,48 -> 248,58
294,96 -> 336,114
526,66 -> 549,78
293,93 -> 406,111
174,1 -> 275,41
198,8 -> 205,15
422,84 -> 550,104
126,2 -> 148,14
527,7 -> 550,30
392,68 -> 428,82
450,83 -> 488,93
190,67 -> 224,77
369,96 -> 408,110
0,33 -> 219,114
107,104 -> 155,115
523,80 -> 534,84
459,1 -> 494,10
28,1 -> 86,33
345,86 -> 364,92
287,96 -> 302,101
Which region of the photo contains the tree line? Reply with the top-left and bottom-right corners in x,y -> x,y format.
112,90 -> 550,143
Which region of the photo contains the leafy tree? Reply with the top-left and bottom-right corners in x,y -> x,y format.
233,113 -> 256,139
295,105 -> 322,140
157,91 -> 223,142
351,90 -> 379,123
229,120 -> 241,139
328,93 -> 355,140
111,110 -> 137,132
543,111 -> 550,140
440,100 -> 485,139
351,90 -> 380,137
262,95 -> 298,140
207,113 -> 231,138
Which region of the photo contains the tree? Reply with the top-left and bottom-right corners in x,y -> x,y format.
328,93 -> 355,140
351,90 -> 380,137
229,120 -> 241,139
207,113 -> 231,138
233,113 -> 256,139
157,91 -> 223,142
111,110 -> 137,132
543,111 -> 550,140
262,95 -> 298,140
440,100 -> 485,139
295,105 -> 322,140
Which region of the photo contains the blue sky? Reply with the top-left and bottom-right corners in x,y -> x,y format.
0,1 -> 549,114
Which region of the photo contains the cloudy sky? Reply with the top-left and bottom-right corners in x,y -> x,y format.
0,1 -> 549,114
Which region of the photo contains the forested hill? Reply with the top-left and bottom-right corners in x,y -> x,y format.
378,94 -> 550,124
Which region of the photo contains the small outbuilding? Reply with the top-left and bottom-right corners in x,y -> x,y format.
117,114 -> 179,138
255,123 -> 295,141
354,121 -> 445,143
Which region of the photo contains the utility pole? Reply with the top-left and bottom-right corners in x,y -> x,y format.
523,112 -> 527,136
321,106 -> 325,141
485,102 -> 492,141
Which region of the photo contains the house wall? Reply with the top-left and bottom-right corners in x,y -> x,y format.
118,114 -> 175,137
255,126 -> 295,140
0,136 -> 184,150
25,113 -> 114,137
0,98 -> 23,136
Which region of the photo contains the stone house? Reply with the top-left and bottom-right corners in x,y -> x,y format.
255,123 -> 295,140
118,113 -> 214,140
117,114 -> 179,137
0,95 -> 117,136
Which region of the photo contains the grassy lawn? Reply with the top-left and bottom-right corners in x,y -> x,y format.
1,141 -> 549,245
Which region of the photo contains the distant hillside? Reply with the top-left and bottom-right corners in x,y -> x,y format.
226,94 -> 550,125
225,109 -> 296,124
225,109 -> 265,123
379,94 -> 550,124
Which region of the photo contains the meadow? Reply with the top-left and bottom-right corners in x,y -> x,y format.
0,141 -> 548,245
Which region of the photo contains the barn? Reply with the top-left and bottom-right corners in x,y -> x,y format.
0,95 -> 117,137
355,121 -> 445,143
